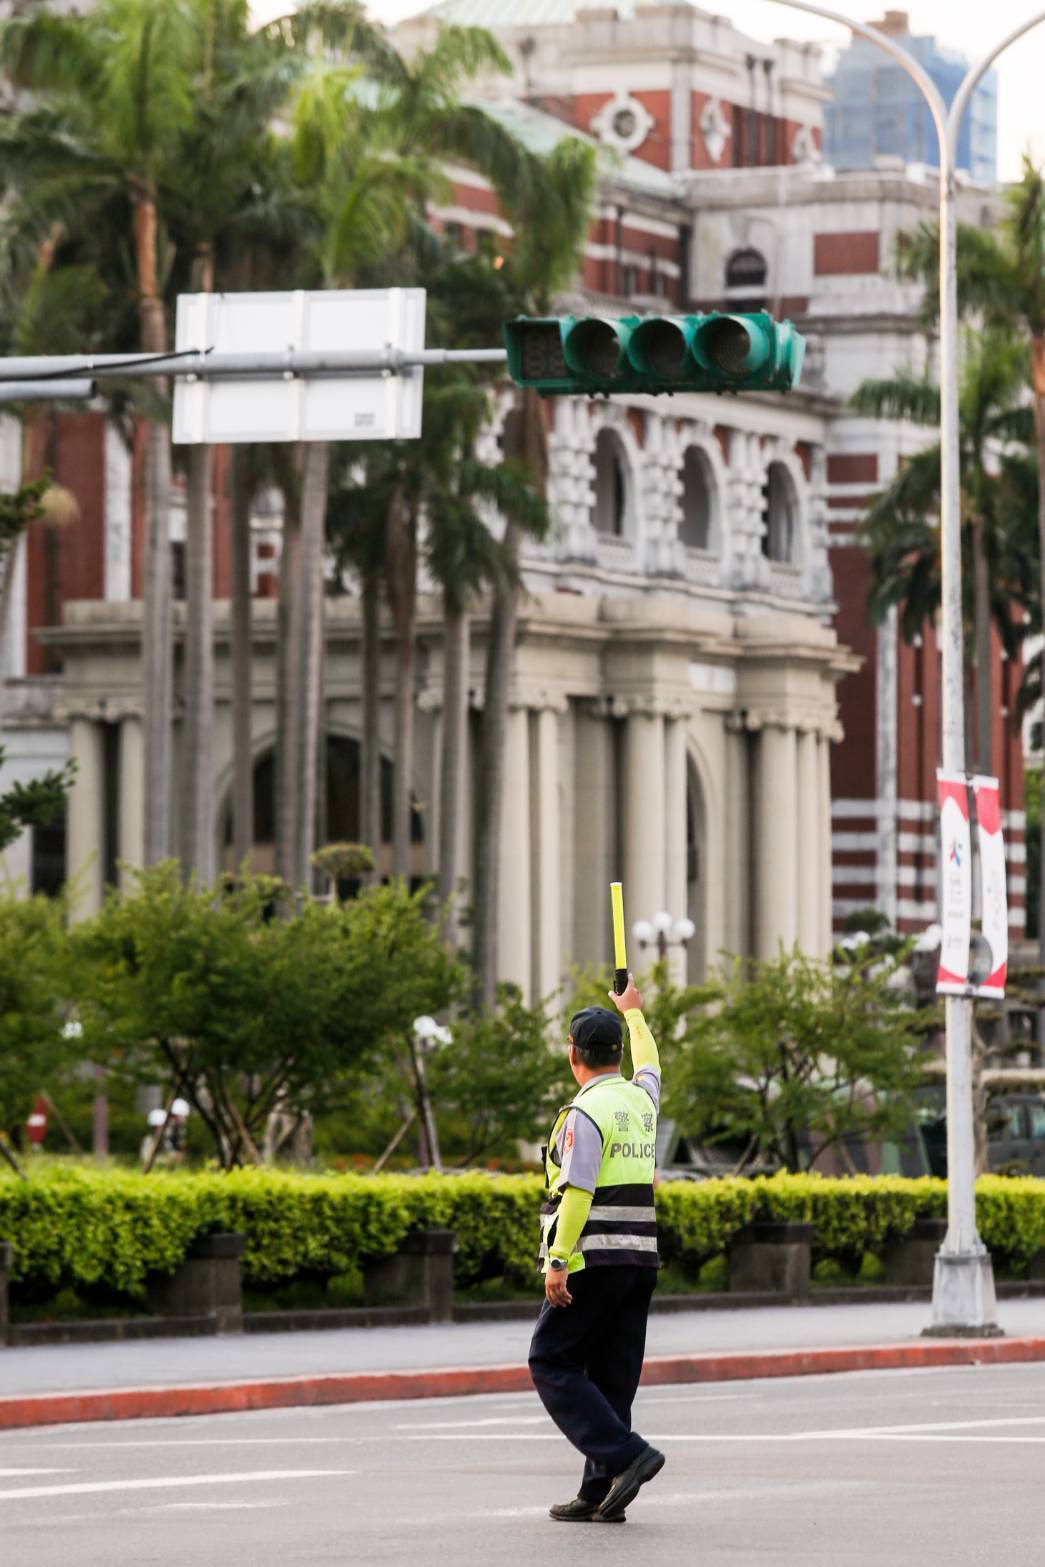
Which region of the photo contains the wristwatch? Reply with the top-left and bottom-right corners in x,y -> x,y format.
548,1257 -> 568,1272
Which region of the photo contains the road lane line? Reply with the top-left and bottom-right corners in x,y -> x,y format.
16,1438 -> 356,1450
0,1469 -> 74,1477
799,1414 -> 1045,1438
395,1416 -> 549,1430
137,1499 -> 292,1512
855,1433 -> 1045,1444
0,1469 -> 355,1503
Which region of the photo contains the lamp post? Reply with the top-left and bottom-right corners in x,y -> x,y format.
764,1 -> 1045,1334
632,909 -> 696,964
411,1015 -> 452,1174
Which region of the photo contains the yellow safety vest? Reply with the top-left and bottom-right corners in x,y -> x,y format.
539,1074 -> 658,1272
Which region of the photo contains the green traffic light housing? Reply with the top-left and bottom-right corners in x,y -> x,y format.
503,310 -> 805,396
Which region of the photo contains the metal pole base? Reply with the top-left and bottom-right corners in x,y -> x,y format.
923,1249 -> 1003,1338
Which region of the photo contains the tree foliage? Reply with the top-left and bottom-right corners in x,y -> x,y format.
0,890 -> 74,1135
425,985 -> 566,1165
71,865 -> 463,1167
669,949 -> 932,1175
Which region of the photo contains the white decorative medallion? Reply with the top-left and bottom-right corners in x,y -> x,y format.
699,98 -> 731,165
590,92 -> 654,156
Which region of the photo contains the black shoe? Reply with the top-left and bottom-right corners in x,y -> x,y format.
594,1445 -> 665,1521
549,1497 -> 626,1523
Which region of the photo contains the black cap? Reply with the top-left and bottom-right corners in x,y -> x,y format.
569,1006 -> 623,1062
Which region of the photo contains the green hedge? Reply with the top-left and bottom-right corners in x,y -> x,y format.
4,1166 -> 1045,1300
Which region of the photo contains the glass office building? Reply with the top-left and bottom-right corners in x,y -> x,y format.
824,13 -> 997,183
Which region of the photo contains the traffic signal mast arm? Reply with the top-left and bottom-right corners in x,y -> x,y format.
502,311 -> 806,396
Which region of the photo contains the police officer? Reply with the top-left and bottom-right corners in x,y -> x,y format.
528,974 -> 664,1524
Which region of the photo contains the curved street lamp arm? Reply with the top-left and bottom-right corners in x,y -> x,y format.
762,0 -> 947,145
947,11 -> 1045,163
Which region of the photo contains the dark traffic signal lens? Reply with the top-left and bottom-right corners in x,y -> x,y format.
702,317 -> 752,375
629,318 -> 688,379
567,319 -> 623,378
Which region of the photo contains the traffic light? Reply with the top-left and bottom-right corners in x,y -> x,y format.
502,311 -> 805,396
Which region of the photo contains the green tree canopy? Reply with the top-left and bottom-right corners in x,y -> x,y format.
0,890 -> 74,1138
72,864 -> 463,1166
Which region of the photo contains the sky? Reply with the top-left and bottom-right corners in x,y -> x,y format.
251,0 -> 1045,182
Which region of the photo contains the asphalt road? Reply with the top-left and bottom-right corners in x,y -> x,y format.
3,1362 -> 1045,1565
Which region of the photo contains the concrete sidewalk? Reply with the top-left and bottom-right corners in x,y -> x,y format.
0,1295 -> 1043,1428
0,1296 -> 1042,1400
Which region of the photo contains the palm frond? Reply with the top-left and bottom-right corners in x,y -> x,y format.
849,374 -> 940,424
415,25 -> 511,97
460,457 -> 550,542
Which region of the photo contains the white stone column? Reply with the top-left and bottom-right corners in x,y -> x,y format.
725,716 -> 750,957
118,713 -> 144,888
624,706 -> 666,948
572,704 -> 616,965
755,721 -> 798,958
664,715 -> 689,984
819,731 -> 835,955
796,727 -> 821,955
67,716 -> 105,921
498,704 -> 532,998
532,705 -> 563,1000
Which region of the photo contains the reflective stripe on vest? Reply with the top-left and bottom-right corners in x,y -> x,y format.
539,1076 -> 658,1270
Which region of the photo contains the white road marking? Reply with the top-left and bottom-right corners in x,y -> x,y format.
137,1499 -> 291,1513
805,1414 -> 1045,1437
855,1434 -> 1045,1444
0,1469 -> 74,1477
0,1469 -> 354,1503
23,1438 -> 356,1450
482,1480 -> 877,1519
395,1416 -> 549,1430
634,1391 -> 756,1406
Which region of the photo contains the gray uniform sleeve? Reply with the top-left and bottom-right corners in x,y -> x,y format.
554,1107 -> 604,1193
633,1065 -> 661,1114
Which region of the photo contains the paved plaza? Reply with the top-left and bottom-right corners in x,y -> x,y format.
2,1360 -> 1044,1565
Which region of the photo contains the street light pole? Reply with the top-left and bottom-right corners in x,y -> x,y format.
765,1 -> 1045,1334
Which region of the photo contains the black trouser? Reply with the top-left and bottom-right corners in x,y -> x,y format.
528,1264 -> 657,1503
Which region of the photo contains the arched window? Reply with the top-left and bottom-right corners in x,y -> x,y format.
592,428 -> 628,537
762,461 -> 798,563
222,737 -> 424,886
725,247 -> 767,309
679,446 -> 716,551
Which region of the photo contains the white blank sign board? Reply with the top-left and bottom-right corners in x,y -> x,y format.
172,289 -> 425,445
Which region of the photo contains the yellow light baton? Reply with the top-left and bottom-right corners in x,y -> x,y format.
610,881 -> 628,996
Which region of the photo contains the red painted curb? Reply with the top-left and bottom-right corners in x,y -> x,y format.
3,1337 -> 1045,1431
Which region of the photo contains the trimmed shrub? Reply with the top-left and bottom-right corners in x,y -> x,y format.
3,1167 -> 1045,1302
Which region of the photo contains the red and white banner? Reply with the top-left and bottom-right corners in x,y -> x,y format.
973,774 -> 1007,998
937,770 -> 972,995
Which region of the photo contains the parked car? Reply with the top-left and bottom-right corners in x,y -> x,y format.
920,1091 -> 1045,1178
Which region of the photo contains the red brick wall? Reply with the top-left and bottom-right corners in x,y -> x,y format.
827,453 -> 878,486
814,231 -> 880,276
829,546 -> 878,802
23,412 -> 107,675
574,91 -> 673,172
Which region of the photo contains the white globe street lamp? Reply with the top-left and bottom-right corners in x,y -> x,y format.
633,911 -> 695,963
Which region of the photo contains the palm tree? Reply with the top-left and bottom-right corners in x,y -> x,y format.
284,58 -> 424,891
0,0 -> 200,867
286,25 -> 544,890
471,137 -> 597,1005
327,460 -> 386,875
897,161 -> 1045,961
429,452 -> 549,944
851,329 -> 1035,774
